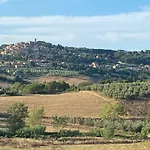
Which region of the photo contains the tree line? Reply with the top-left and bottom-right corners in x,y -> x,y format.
0,81 -> 70,95
76,81 -> 150,100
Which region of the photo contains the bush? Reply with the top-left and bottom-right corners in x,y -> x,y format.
122,120 -> 133,132
141,126 -> 150,139
84,118 -> 94,126
59,130 -> 80,137
121,120 -> 144,133
15,125 -> 46,138
44,132 -> 60,138
114,120 -> 123,130
51,115 -> 68,130
132,121 -> 144,133
26,107 -> 44,127
0,129 -> 12,137
87,128 -> 102,137
101,127 -> 115,139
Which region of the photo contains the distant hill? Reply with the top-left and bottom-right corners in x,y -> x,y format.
1,40 -> 150,82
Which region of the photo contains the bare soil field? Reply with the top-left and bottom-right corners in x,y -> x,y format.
30,76 -> 89,85
0,91 -> 114,118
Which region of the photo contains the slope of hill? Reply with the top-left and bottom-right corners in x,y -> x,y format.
0,91 -> 115,118
1,40 -> 150,81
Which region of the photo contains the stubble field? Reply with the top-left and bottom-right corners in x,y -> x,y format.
0,91 -> 114,118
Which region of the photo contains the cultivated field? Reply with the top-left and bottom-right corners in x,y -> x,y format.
0,91 -> 114,118
30,76 -> 89,85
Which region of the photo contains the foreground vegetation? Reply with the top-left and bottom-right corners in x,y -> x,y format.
1,140 -> 150,150
1,102 -> 150,141
1,91 -> 150,148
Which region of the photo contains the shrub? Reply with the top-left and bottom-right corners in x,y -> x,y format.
100,103 -> 123,121
141,126 -> 150,139
26,107 -> 44,127
59,130 -> 80,137
15,125 -> 46,138
51,115 -> 68,130
101,127 -> 115,139
84,118 -> 94,126
87,128 -> 102,137
78,118 -> 85,125
0,129 -> 12,137
114,120 -> 123,130
122,120 -> 133,132
132,121 -> 144,133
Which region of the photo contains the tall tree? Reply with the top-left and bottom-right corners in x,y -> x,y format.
7,102 -> 28,134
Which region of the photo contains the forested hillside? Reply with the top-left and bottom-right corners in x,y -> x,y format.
0,40 -> 150,81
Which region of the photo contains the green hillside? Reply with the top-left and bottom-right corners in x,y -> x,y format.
0,41 -> 150,82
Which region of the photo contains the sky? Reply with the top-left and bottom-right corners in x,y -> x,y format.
0,0 -> 150,50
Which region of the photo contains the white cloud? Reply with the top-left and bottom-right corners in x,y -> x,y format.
0,0 -> 8,4
1,10 -> 150,50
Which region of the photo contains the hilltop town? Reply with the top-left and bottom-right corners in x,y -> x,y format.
0,40 -> 150,82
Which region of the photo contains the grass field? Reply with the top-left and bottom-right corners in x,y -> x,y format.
0,91 -> 115,118
1,141 -> 150,150
30,76 -> 89,85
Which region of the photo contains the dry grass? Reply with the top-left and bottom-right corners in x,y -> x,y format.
58,141 -> 150,150
1,141 -> 150,150
30,76 -> 88,85
0,91 -> 114,118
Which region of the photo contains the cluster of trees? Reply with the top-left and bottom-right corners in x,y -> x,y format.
77,81 -> 150,100
114,50 -> 150,65
98,82 -> 150,100
1,81 -> 70,95
12,68 -> 79,79
5,102 -> 45,137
